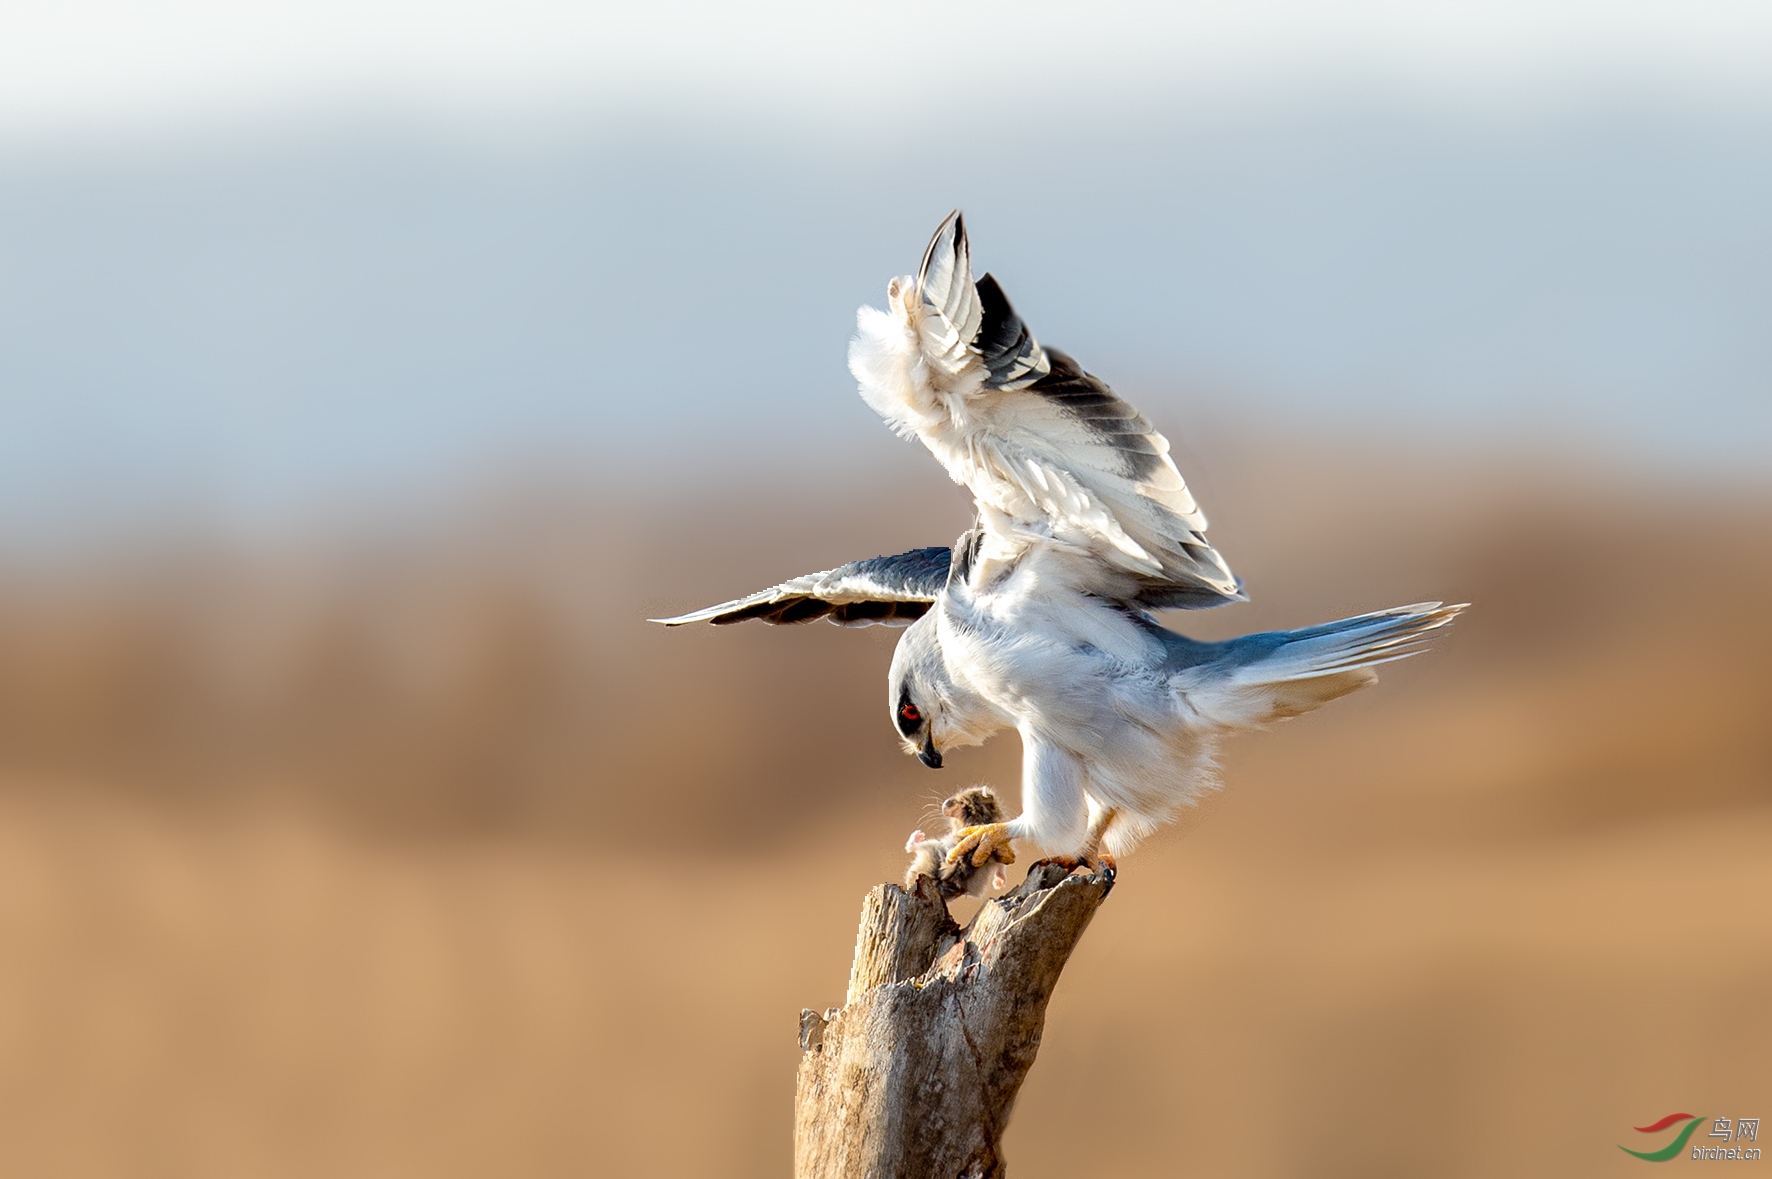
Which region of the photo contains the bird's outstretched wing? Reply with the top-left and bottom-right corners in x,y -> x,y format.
650,546 -> 951,627
848,211 -> 1241,609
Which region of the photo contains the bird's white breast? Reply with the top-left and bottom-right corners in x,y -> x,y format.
940,546 -> 1170,739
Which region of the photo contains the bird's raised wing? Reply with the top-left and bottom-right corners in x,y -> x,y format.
848,212 -> 1241,609
650,546 -> 951,627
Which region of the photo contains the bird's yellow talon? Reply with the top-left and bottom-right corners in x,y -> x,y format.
945,823 -> 1015,869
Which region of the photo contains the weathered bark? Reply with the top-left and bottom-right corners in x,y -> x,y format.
794,862 -> 1113,1178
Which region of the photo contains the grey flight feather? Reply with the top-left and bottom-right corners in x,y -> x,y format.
649,546 -> 952,627
660,522 -> 1232,627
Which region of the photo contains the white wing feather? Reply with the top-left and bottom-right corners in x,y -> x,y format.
849,212 -> 1240,607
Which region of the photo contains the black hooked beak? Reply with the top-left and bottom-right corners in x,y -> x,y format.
917,732 -> 943,770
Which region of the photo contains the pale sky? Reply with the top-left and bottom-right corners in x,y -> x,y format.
0,0 -> 1767,546
3,0 -> 1772,138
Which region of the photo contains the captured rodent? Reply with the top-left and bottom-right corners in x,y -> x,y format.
904,786 -> 1009,900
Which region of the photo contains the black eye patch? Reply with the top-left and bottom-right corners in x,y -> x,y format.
895,693 -> 923,737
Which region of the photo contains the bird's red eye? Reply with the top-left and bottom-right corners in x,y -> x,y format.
900,704 -> 920,723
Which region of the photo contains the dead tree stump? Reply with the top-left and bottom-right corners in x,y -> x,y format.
794,862 -> 1113,1178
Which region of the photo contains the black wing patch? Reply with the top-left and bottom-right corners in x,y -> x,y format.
972,276 -> 1165,485
974,273 -> 1049,390
649,546 -> 952,628
1025,348 -> 1169,484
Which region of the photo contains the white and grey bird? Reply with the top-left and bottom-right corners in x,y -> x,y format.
655,212 -> 1464,873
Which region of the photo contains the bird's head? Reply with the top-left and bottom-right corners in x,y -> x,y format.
888,614 -> 990,770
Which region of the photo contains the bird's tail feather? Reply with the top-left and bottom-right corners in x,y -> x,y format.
1260,602 -> 1465,679
1194,602 -> 1466,726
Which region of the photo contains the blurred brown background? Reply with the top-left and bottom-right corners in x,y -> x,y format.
0,436 -> 1766,1177
3,4 -> 1772,1175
